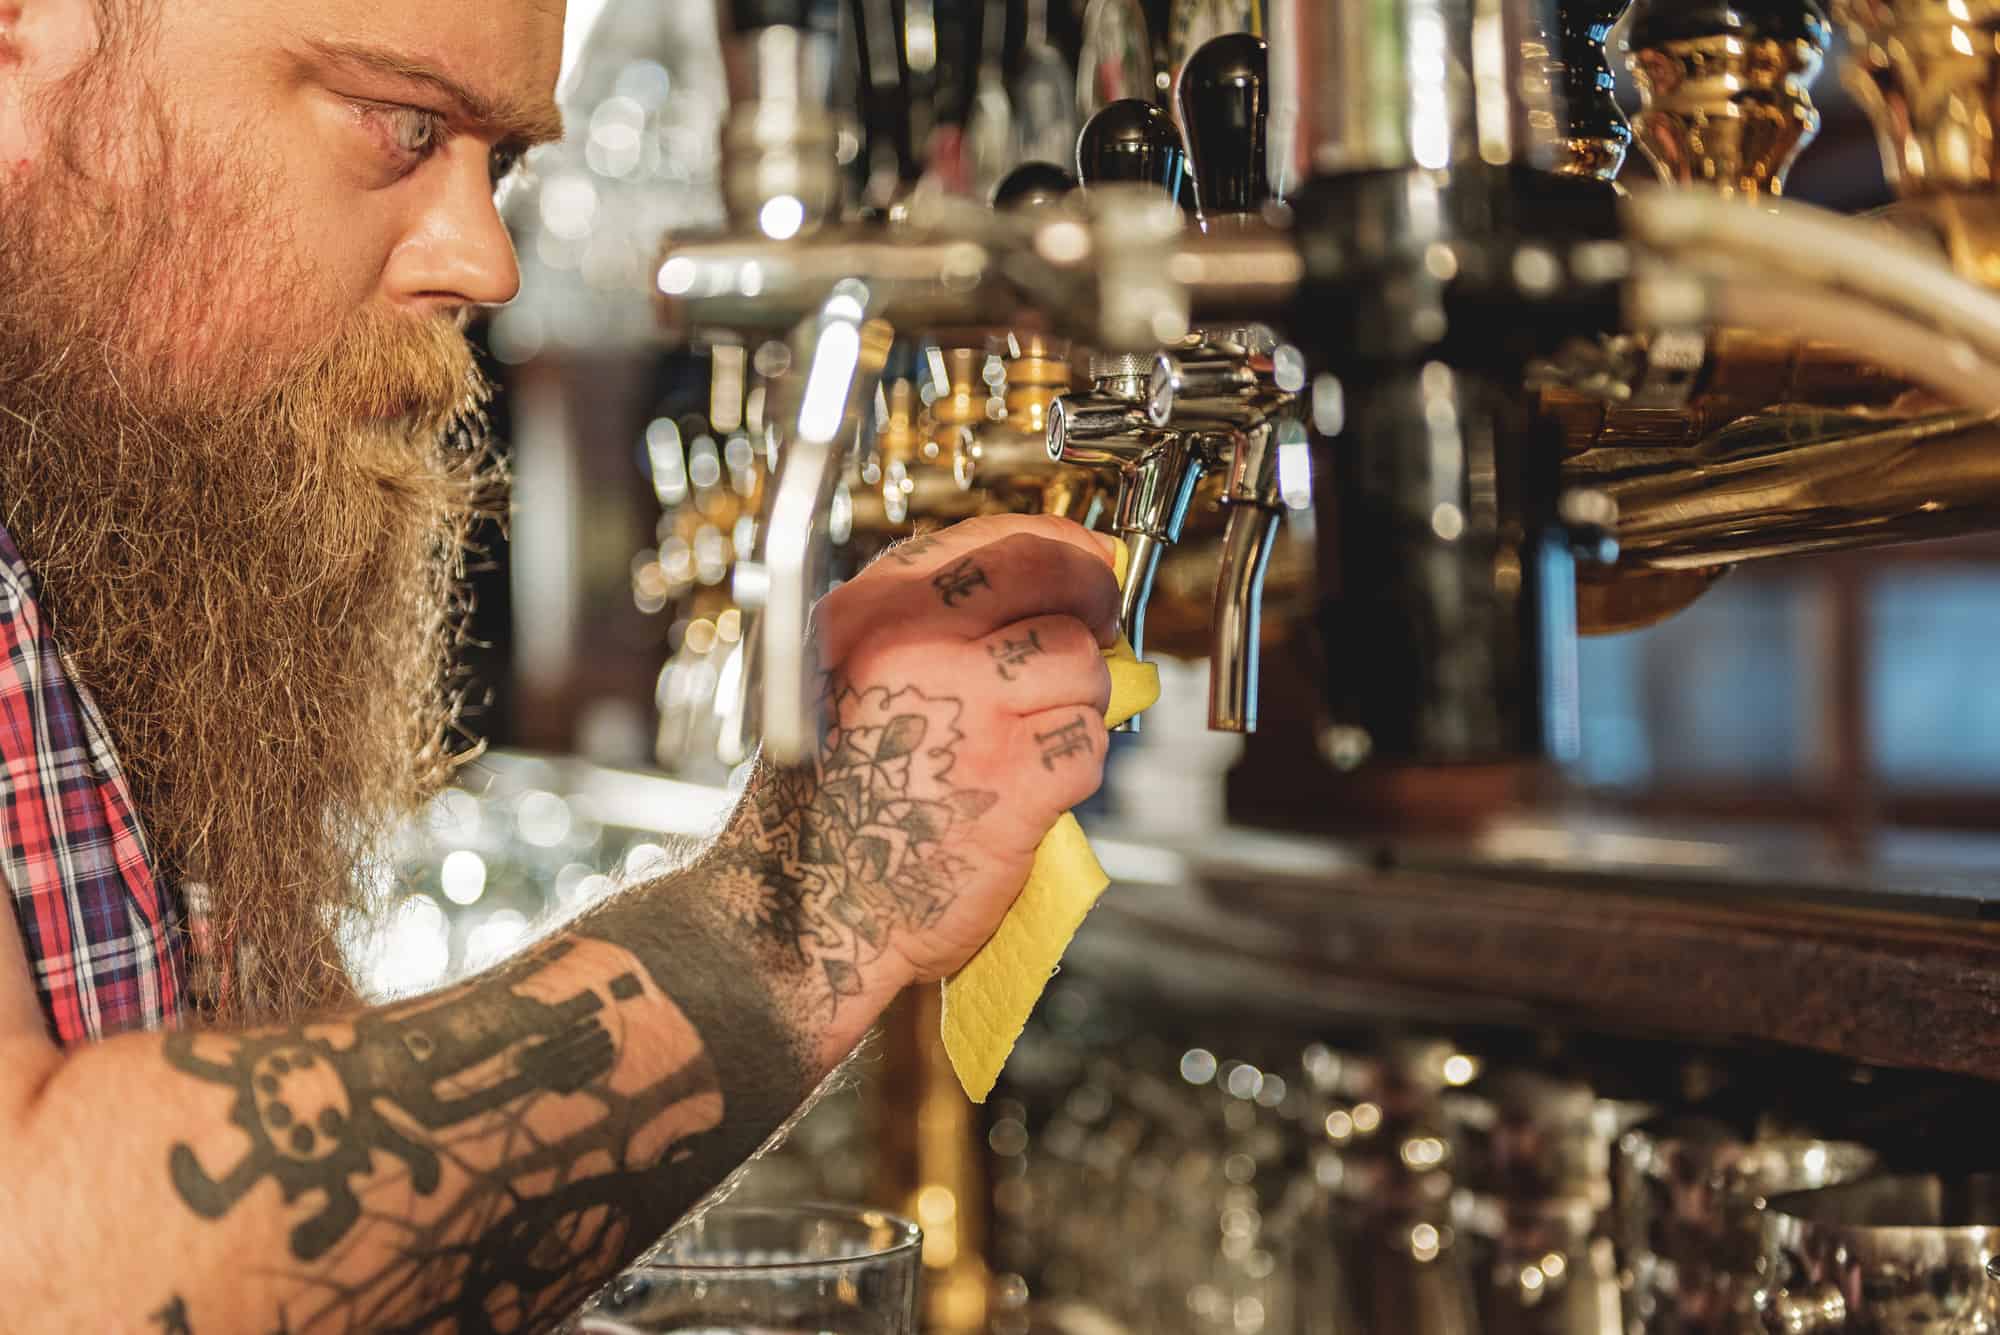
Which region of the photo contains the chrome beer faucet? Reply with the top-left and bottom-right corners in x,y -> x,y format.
1049,352 -> 1213,679
1046,97 -> 1207,717
1163,33 -> 1303,734
1150,326 -> 1305,732
1050,37 -> 1301,730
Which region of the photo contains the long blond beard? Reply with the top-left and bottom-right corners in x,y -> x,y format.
0,22 -> 506,1025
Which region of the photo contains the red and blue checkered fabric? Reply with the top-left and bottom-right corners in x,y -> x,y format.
0,520 -> 187,1044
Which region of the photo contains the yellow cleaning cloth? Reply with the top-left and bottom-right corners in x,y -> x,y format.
940,539 -> 1160,1102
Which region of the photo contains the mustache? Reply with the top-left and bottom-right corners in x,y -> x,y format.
262,308 -> 487,438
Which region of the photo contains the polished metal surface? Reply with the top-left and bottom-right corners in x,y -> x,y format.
1624,0 -> 1831,198
1761,1175 -> 2000,1333
955,335 -> 1105,523
1564,406 -> 2000,569
1615,1122 -> 1880,1334
721,24 -> 845,231
1449,1072 -> 1646,1335
1210,427 -> 1283,732
1553,0 -> 1637,180
1268,0 -> 1564,180
1834,0 -> 2000,195
1050,386 -> 1213,666
1147,326 -> 1302,732
749,291 -> 891,763
1833,0 -> 2000,283
654,225 -> 1011,336
659,0 -> 2000,778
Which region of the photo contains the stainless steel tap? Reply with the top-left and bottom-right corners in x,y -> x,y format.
714,2 -> 855,767
742,286 -> 894,765
1046,97 -> 1216,731
1048,351 -> 1214,680
1157,34 -> 1301,734
1150,326 -> 1305,731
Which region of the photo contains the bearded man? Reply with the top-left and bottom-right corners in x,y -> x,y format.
0,0 -> 1124,1328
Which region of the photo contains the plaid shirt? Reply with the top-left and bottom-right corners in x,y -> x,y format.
0,520 -> 188,1044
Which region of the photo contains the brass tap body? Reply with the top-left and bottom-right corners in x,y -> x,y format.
1835,0 -> 2000,285
1836,0 -> 2000,193
953,335 -> 1106,523
846,377 -> 977,547
1625,0 -> 1832,198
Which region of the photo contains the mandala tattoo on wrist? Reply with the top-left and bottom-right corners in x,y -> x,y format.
711,681 -> 999,1006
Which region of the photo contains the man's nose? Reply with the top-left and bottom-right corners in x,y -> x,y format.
382,141 -> 523,313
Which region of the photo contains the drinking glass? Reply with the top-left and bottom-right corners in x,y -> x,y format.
579,1204 -> 922,1335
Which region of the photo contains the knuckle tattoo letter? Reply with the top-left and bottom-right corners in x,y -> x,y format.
988,629 -> 1046,681
931,557 -> 990,608
1035,717 -> 1096,770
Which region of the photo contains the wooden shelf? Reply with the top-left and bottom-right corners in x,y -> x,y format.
1075,825 -> 2000,1084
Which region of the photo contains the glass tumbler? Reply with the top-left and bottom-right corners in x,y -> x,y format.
579,1204 -> 922,1335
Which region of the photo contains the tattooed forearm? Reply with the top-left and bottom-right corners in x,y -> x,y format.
1035,716 -> 1096,769
988,628 -> 1046,680
147,689 -> 997,1334
161,889 -> 808,1334
707,680 -> 998,1012
931,556 -> 990,607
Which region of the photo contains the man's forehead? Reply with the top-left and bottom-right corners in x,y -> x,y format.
271,0 -> 565,129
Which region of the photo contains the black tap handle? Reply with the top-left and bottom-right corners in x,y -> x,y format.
732,0 -> 815,31
1627,0 -> 1829,49
1176,33 -> 1269,216
992,160 -> 1080,209
1076,98 -> 1188,197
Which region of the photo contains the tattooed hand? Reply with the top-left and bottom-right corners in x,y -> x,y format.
0,516 -> 1121,1335
710,516 -> 1122,1034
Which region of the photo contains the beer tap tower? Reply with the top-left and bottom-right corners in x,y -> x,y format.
666,0 -> 2000,780
626,0 -> 2000,1327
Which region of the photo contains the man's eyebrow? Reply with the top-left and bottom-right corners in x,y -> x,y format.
303,39 -> 566,148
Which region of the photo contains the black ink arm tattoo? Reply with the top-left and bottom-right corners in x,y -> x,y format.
8,690 -> 995,1335
149,893 -> 808,1334
62,875 -> 812,1335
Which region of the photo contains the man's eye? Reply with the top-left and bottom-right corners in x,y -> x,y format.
353,101 -> 449,165
386,106 -> 446,156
